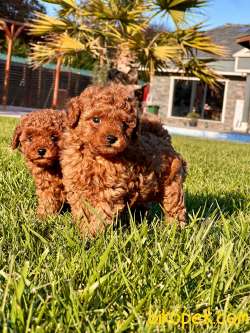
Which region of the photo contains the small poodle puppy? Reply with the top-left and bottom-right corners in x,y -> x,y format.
61,83 -> 187,237
12,109 -> 66,217
140,113 -> 173,144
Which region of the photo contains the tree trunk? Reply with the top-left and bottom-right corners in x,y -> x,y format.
1,22 -> 24,110
108,45 -> 139,85
52,56 -> 62,109
2,35 -> 13,109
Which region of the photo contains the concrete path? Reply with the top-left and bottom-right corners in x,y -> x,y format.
0,106 -> 38,118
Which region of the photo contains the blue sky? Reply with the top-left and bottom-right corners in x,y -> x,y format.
43,0 -> 250,29
202,0 -> 250,28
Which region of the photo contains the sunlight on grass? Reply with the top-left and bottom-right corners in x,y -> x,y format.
0,117 -> 249,332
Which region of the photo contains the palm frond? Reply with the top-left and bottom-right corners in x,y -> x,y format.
151,0 -> 207,26
39,0 -> 64,3
58,0 -> 78,8
40,0 -> 78,7
58,0 -> 90,17
29,43 -> 58,67
29,33 -> 87,67
152,44 -> 181,60
125,30 -> 181,78
173,25 -> 227,57
29,12 -> 69,36
86,0 -> 147,33
88,0 -> 146,19
178,57 -> 223,88
51,33 -> 87,53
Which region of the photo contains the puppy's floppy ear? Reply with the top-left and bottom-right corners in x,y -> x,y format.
66,96 -> 82,128
11,124 -> 22,149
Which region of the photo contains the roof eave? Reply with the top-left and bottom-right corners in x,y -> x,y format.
236,35 -> 250,49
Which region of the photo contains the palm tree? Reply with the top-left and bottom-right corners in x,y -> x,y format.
29,0 -> 226,87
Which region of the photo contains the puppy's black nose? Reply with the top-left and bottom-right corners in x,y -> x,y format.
38,148 -> 46,156
106,135 -> 118,145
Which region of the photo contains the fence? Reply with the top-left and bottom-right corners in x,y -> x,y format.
0,54 -> 92,109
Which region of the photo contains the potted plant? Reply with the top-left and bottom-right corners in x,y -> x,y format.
146,82 -> 160,115
187,109 -> 199,127
147,104 -> 160,115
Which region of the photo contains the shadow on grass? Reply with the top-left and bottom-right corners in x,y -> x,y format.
185,191 -> 249,217
126,190 -> 249,226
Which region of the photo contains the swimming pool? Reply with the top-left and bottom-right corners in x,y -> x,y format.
164,126 -> 250,143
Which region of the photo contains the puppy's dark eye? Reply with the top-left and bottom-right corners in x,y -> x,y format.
92,117 -> 101,124
27,136 -> 32,142
122,122 -> 129,131
51,135 -> 57,142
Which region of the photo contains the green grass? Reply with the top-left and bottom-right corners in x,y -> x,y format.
0,116 -> 249,332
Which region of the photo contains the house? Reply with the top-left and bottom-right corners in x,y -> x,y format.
149,24 -> 250,133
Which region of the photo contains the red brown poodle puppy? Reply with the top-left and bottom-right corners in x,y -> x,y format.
140,113 -> 173,144
12,109 -> 66,217
61,83 -> 187,237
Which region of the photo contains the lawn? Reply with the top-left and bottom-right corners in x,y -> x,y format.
0,116 -> 249,332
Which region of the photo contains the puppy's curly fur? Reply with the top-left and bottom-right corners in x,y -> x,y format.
61,83 -> 187,237
12,109 -> 66,217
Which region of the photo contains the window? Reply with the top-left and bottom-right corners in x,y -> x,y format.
171,78 -> 226,121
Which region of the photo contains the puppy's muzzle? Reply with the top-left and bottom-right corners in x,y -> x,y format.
106,135 -> 118,145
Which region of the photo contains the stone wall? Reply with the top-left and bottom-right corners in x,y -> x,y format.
149,75 -> 246,132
